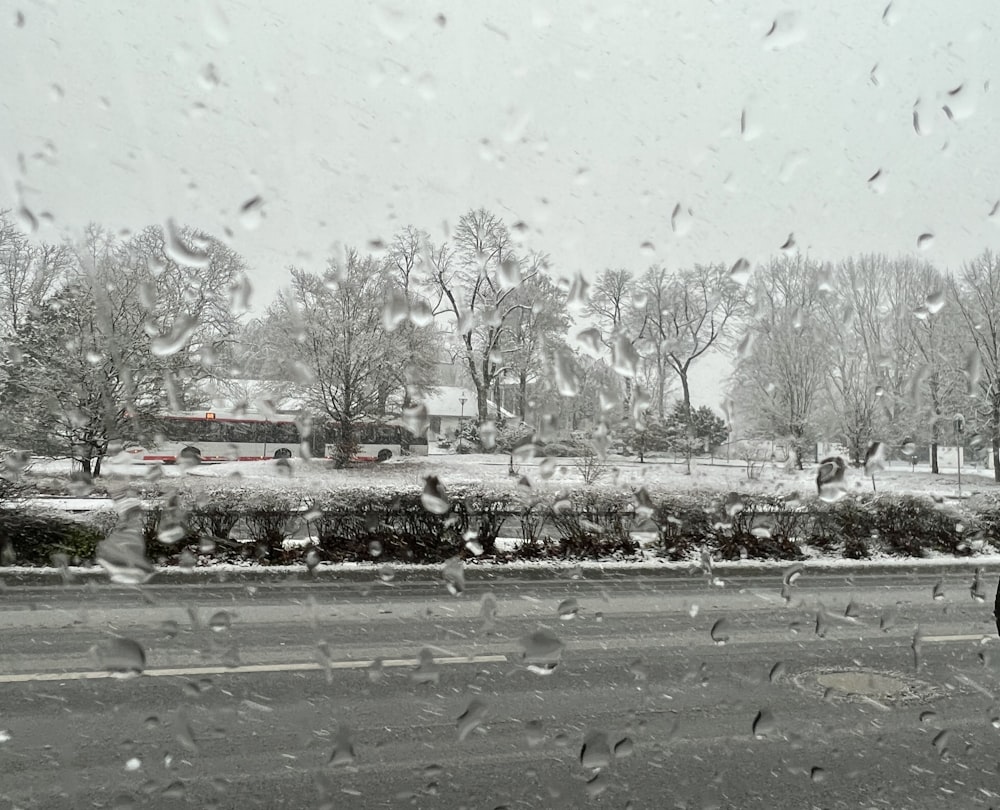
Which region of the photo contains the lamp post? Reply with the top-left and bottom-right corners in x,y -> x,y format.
955,413 -> 965,497
458,393 -> 467,453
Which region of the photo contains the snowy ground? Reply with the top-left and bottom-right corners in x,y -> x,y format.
25,451 -> 1000,501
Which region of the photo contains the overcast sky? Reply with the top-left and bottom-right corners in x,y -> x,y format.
2,0 -> 999,404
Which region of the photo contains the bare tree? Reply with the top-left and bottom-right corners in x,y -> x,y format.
729,256 -> 831,467
949,249 -> 1000,480
656,263 -> 745,468
4,224 -> 244,473
424,208 -> 536,430
259,250 -> 438,459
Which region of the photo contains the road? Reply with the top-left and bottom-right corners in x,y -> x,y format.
2,567 -> 1000,809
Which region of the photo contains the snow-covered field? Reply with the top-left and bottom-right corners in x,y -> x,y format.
27,451 -> 999,500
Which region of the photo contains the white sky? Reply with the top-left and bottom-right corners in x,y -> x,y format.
2,0 -> 999,407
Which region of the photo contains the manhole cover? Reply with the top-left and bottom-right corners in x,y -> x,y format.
815,671 -> 908,697
792,667 -> 940,705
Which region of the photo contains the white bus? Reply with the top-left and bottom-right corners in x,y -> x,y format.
128,411 -> 427,464
128,411 -> 301,463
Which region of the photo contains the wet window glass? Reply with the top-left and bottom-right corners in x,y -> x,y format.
1,2 -> 999,808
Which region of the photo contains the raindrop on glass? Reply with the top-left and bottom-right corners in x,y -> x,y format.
421,476 -> 449,514
519,628 -> 564,675
557,598 -> 579,620
94,637 -> 146,677
442,556 -> 465,596
456,697 -> 488,741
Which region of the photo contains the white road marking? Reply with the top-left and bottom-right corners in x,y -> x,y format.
920,634 -> 990,643
0,654 -> 509,683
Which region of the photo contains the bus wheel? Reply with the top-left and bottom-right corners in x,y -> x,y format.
274,448 -> 293,459
377,449 -> 392,462
179,446 -> 201,464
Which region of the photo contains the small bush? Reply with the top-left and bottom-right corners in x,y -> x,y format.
713,495 -> 805,561
809,499 -> 875,559
871,495 -> 966,557
0,509 -> 103,565
548,491 -> 638,559
653,493 -> 715,560
242,492 -> 302,562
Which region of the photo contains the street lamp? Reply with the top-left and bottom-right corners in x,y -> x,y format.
458,393 -> 467,453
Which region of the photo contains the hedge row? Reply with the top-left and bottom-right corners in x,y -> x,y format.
2,487 -> 998,568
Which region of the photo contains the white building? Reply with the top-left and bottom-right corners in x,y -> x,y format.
421,386 -> 515,443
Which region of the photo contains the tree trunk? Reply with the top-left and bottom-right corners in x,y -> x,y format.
930,441 -> 939,475
680,373 -> 692,475
518,372 -> 528,423
993,394 -> 1000,483
93,454 -> 103,477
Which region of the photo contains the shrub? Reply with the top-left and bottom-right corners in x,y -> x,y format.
809,499 -> 875,559
713,495 -> 805,561
871,495 -> 967,557
541,443 -> 574,458
0,509 -> 104,565
241,492 -> 303,562
547,491 -> 638,559
652,493 -> 715,560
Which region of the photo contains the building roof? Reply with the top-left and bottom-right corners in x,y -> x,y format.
421,385 -> 514,419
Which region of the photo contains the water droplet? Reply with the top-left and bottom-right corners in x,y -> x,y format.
724,492 -> 743,517
882,1 -> 900,26
443,557 -> 465,595
782,563 -> 804,591
614,736 -> 634,759
150,314 -> 198,357
810,766 -> 826,782
779,233 -> 796,254
729,258 -> 751,285
863,441 -> 886,477
943,82 -> 978,121
553,350 -> 579,397
125,757 -> 142,771
208,610 -> 232,632
917,232 -> 934,250
575,327 -> 603,358
164,219 -> 210,267
971,568 -> 987,603
710,618 -> 731,645
94,637 -> 146,677
368,539 -> 383,558
524,719 -> 545,747
628,658 -> 648,681
557,598 -> 579,620
611,334 -> 639,379
376,563 -> 394,582
96,523 -> 154,584
519,628 -> 564,674
0,729 -> 12,743
411,648 -> 440,684
421,476 -> 449,514
456,697 -> 488,741
763,10 -> 805,50
498,257 -> 521,290
752,708 -> 777,739
867,168 -> 887,194
329,725 -> 356,766
768,662 -> 786,682
816,457 -> 847,503
671,203 -> 693,236
239,195 -> 264,230
580,730 -> 612,770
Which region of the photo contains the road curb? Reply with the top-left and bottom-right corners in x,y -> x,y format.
2,556 -> 1000,587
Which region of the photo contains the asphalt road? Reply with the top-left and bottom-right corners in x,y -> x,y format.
2,568 -> 1000,809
